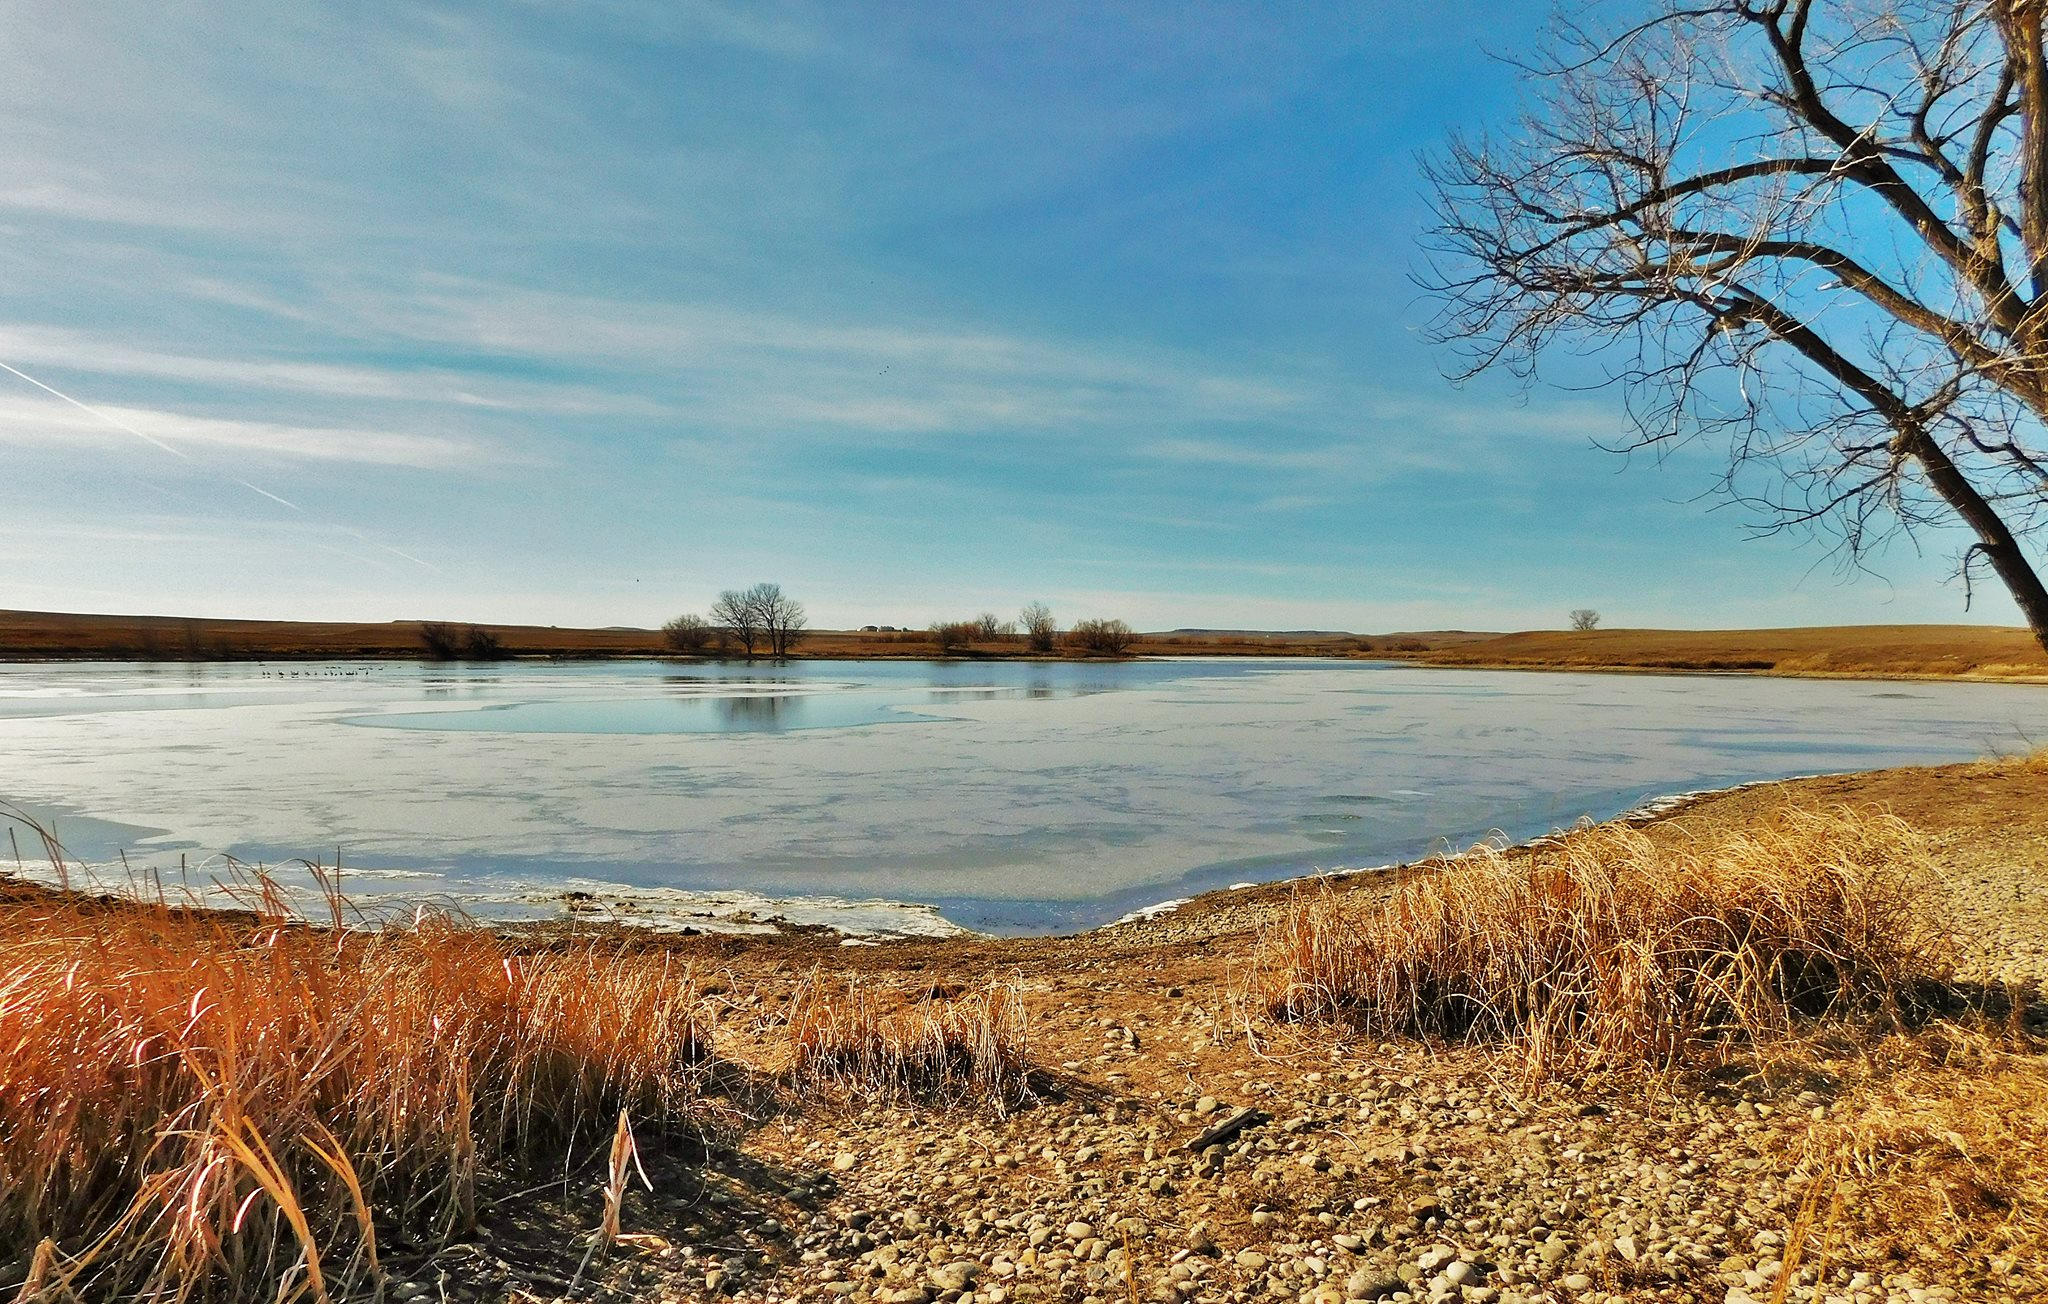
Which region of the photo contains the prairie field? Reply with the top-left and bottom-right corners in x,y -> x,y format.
1396,625 -> 2048,681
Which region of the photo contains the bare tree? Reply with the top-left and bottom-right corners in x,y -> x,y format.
974,612 -> 1017,641
711,589 -> 763,659
749,583 -> 808,657
1020,602 -> 1058,653
663,612 -> 711,652
1424,0 -> 2048,653
1569,608 -> 1603,631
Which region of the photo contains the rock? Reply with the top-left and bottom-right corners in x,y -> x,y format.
833,1152 -> 858,1172
1066,1221 -> 1095,1241
1442,1260 -> 1475,1287
1346,1270 -> 1398,1300
1236,1250 -> 1269,1271
1195,1096 -> 1222,1116
929,1261 -> 978,1292
1185,1106 -> 1268,1152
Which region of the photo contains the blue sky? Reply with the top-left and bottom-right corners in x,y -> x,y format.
0,1 -> 2022,632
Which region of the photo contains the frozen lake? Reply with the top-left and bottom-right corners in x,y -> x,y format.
0,657 -> 2042,933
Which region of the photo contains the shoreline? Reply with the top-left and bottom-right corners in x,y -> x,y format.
4,608 -> 2045,683
0,769 -> 1855,946
3,647 -> 2044,688
6,754 -> 2045,1301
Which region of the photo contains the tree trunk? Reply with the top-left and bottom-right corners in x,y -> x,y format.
1906,427 -> 2048,654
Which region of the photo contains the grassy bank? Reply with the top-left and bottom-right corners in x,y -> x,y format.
3,757 -> 2046,1302
1387,624 -> 2048,682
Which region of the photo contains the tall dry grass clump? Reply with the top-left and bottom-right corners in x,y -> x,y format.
1254,804 -> 1954,1073
0,890 -> 712,1302
784,973 -> 1033,1110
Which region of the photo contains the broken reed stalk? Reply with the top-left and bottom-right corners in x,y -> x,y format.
0,874 -> 712,1302
784,972 -> 1033,1110
1253,804 -> 1956,1073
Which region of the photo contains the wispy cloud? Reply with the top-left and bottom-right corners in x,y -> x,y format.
0,392 -> 487,469
1137,437 -> 1360,474
0,1 -> 1993,630
0,324 -> 666,417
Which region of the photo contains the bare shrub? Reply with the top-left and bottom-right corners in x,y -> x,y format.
418,621 -> 461,658
784,973 -> 1032,1110
1067,618 -> 1136,656
1252,805 -> 1954,1075
419,623 -> 505,660
928,620 -> 977,654
974,613 -> 1015,641
662,613 -> 711,652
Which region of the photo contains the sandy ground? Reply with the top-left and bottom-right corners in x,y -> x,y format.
354,754 -> 2048,1304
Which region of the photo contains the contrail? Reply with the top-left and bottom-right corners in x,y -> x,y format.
0,356 -> 440,572
0,359 -> 191,461
235,479 -> 302,511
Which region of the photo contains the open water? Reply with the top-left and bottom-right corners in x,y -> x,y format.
0,657 -> 2041,933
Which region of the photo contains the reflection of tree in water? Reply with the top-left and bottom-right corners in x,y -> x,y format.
422,674 -> 500,701
717,694 -> 795,730
1027,678 -> 1054,700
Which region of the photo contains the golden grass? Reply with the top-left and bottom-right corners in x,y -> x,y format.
0,889 -> 712,1302
1789,1034 -> 2048,1295
783,972 -> 1033,1110
1253,805 -> 1955,1073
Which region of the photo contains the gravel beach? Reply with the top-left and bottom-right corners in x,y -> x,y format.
292,755 -> 2048,1304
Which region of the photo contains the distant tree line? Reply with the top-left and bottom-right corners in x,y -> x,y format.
927,605 -> 1136,657
662,593 -> 1140,660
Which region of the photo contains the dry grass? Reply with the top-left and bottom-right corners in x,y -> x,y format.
1789,1033 -> 2048,1295
783,972 -> 1033,1110
0,887 -> 712,1302
1404,624 -> 2048,679
1253,804 -> 1955,1074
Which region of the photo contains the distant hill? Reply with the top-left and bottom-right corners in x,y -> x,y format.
1401,624 -> 2046,680
1157,628 -> 1355,638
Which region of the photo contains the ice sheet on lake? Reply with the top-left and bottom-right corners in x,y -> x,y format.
2,657 -> 2043,934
